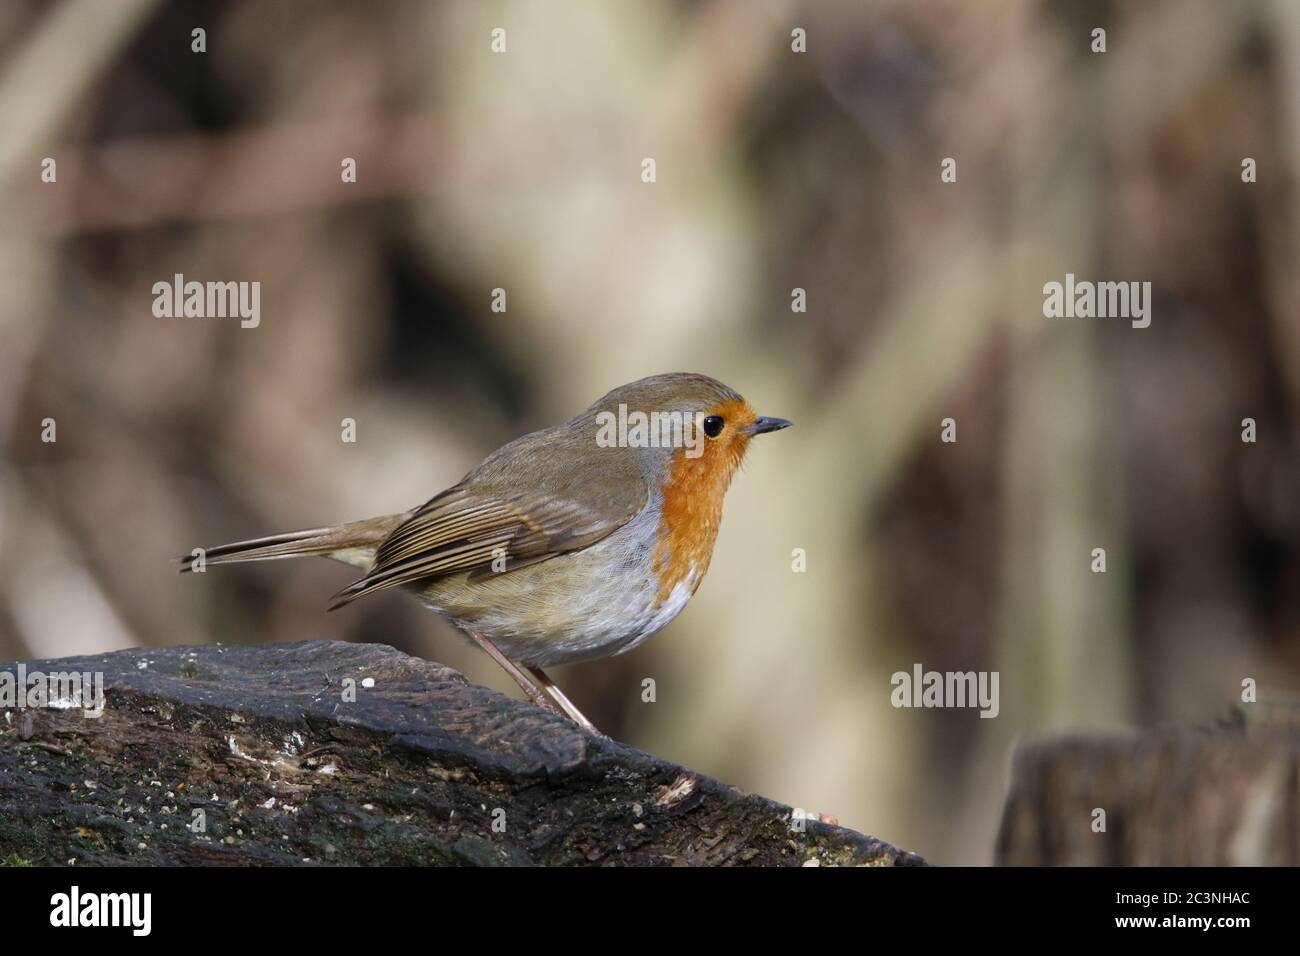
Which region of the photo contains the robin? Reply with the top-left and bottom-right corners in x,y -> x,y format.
181,372 -> 791,734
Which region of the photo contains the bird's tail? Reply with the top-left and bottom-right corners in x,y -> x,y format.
178,515 -> 405,573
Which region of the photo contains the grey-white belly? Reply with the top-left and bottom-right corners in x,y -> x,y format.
413,509 -> 698,667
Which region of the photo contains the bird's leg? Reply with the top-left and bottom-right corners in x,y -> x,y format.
527,666 -> 603,737
461,627 -> 560,716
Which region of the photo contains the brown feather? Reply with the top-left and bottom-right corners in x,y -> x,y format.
328,434 -> 650,609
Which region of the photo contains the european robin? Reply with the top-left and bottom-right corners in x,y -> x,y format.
181,372 -> 791,734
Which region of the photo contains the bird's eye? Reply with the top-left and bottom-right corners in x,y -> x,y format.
703,415 -> 724,438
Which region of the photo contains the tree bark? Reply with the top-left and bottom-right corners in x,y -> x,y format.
0,640 -> 923,867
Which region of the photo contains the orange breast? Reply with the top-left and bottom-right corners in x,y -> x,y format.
651,399 -> 754,604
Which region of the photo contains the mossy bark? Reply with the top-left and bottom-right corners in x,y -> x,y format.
0,640 -> 923,867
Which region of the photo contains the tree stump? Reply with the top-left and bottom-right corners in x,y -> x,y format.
996,711 -> 1300,865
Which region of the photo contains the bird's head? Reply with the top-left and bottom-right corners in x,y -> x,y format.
586,373 -> 792,600
587,372 -> 792,488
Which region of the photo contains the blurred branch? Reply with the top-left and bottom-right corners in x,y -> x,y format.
0,0 -> 160,182
1264,0 -> 1300,409
12,113 -> 442,234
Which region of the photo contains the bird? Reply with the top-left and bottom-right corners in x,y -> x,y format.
180,372 -> 792,734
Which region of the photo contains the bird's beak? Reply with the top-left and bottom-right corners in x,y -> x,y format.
747,416 -> 793,436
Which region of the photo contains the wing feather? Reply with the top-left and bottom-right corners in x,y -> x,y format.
328,477 -> 646,610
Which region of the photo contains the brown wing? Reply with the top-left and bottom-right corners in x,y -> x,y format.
327,482 -> 645,609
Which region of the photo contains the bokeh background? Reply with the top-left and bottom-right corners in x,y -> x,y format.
2,0 -> 1298,865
